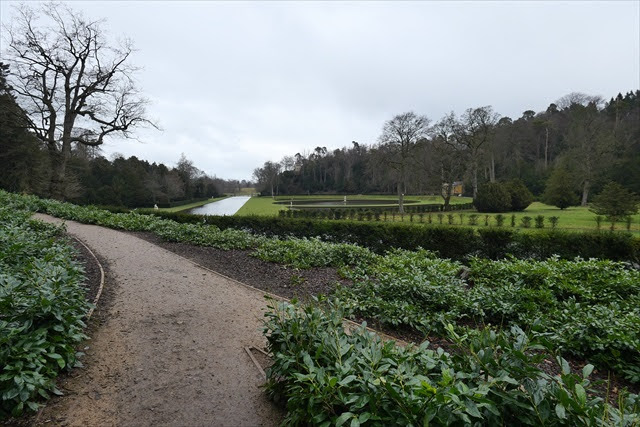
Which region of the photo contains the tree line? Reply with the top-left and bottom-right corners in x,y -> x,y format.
254,91 -> 639,212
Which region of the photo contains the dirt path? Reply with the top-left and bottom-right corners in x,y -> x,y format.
33,214 -> 283,427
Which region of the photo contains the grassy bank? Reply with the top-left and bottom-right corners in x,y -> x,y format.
158,196 -> 228,213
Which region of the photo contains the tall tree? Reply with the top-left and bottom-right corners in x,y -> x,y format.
4,3 -> 154,199
563,101 -> 613,206
253,161 -> 282,197
430,114 -> 468,209
378,112 -> 430,213
0,62 -> 48,193
454,106 -> 499,198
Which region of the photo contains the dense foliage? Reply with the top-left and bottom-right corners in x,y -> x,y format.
506,179 -> 535,211
132,208 -> 639,263
0,205 -> 90,417
255,92 -> 639,205
473,182 -> 512,213
335,249 -> 640,383
543,167 -> 581,210
589,181 -> 640,221
264,299 -> 639,426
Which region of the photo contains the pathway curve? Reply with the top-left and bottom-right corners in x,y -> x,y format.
34,214 -> 282,427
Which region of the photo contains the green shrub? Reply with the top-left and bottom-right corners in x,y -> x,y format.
0,207 -> 90,417
543,168 -> 579,210
2,191 -> 637,264
521,216 -> 533,228
505,179 -> 534,211
264,299 -> 640,426
549,216 -> 559,229
494,214 -> 505,227
535,215 -> 545,228
473,182 -> 512,213
589,181 -> 639,221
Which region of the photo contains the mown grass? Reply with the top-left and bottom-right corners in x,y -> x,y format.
234,196 -> 286,216
158,196 -> 228,213
397,203 -> 640,234
246,195 -> 639,234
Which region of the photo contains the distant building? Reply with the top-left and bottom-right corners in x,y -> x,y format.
442,181 -> 464,196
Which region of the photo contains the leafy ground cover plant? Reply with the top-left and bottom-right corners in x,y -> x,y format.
336,251 -> 640,383
0,206 -> 90,418
263,298 -> 639,426
253,237 -> 378,269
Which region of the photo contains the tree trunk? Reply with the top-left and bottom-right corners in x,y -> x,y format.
581,179 -> 590,207
489,153 -> 496,182
544,126 -> 549,169
472,158 -> 479,199
48,142 -> 71,200
397,181 -> 404,214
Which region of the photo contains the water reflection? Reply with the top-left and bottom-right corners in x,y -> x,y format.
187,196 -> 251,216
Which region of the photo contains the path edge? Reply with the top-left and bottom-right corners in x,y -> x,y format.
72,236 -> 105,319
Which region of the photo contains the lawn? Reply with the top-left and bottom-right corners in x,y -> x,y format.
419,202 -> 640,233
234,196 -> 285,216
158,196 -> 228,213
236,195 -> 640,234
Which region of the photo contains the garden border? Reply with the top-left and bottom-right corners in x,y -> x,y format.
72,236 -> 105,320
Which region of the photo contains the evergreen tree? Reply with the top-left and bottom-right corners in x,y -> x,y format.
0,62 -> 48,194
473,182 -> 512,213
589,181 -> 639,221
542,168 -> 579,209
505,179 -> 534,211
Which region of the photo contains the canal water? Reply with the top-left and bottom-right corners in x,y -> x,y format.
187,196 -> 251,216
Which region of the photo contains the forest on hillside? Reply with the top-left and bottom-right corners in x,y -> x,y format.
253,91 -> 640,206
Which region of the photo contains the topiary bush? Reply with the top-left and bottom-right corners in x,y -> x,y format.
473,182 -> 512,213
505,179 -> 534,211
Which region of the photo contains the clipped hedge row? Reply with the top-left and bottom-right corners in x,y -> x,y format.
134,210 -> 639,262
287,202 -> 474,214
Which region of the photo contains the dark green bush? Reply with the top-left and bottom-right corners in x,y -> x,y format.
473,182 -> 512,213
136,209 -> 639,262
505,179 -> 534,211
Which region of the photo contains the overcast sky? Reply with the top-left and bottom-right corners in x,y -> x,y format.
2,1 -> 639,181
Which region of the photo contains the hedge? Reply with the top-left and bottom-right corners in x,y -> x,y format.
135,210 -> 639,262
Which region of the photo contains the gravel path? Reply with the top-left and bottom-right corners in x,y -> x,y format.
33,214 -> 283,427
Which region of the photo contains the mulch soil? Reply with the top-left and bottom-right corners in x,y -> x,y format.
126,231 -> 348,301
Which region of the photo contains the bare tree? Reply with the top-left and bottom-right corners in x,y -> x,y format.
454,106 -> 499,198
378,112 -> 430,213
4,3 -> 155,199
430,114 -> 469,210
253,161 -> 282,197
